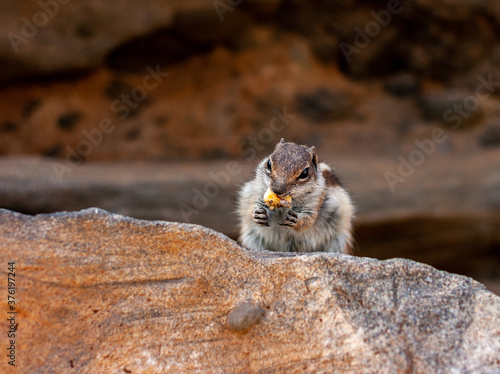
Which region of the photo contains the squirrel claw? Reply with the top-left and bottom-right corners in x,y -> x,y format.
279,210 -> 298,227
253,207 -> 270,226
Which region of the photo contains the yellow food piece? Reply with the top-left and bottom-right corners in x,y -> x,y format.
263,188 -> 292,209
263,189 -> 280,209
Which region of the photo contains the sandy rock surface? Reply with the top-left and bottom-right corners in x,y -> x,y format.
1,208 -> 499,373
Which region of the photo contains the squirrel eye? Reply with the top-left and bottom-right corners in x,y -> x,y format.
266,160 -> 272,172
298,167 -> 309,179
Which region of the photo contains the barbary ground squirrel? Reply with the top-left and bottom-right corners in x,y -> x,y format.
237,139 -> 354,253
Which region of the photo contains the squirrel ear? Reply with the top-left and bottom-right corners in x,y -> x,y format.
310,146 -> 318,167
275,138 -> 285,150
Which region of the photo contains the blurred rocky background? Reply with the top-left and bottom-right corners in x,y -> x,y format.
0,0 -> 499,293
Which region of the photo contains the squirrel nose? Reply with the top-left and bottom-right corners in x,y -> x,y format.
271,183 -> 287,197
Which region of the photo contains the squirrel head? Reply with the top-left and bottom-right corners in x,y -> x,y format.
263,139 -> 319,198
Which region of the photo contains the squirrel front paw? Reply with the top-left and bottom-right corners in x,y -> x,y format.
279,210 -> 298,227
253,207 -> 270,226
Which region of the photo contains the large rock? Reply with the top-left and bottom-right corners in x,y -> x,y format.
1,208 -> 499,373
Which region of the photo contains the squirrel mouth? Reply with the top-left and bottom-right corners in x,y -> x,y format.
263,188 -> 292,209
